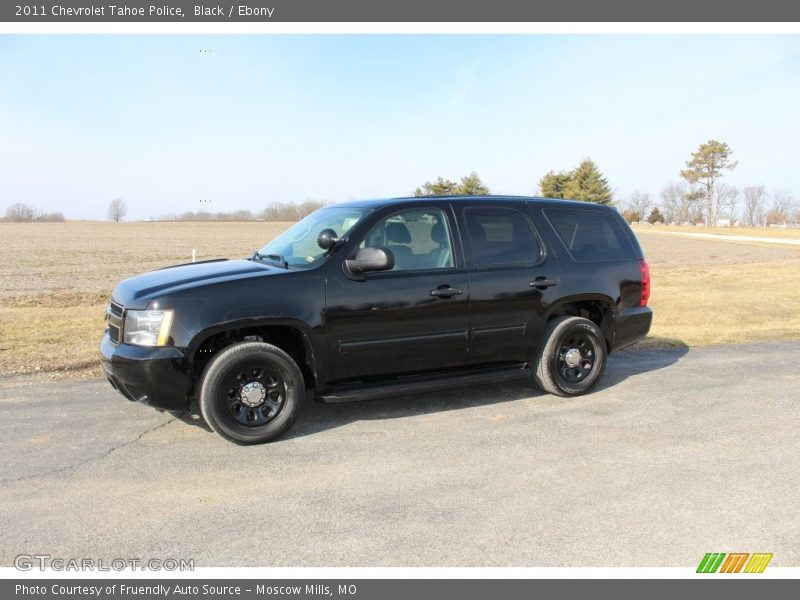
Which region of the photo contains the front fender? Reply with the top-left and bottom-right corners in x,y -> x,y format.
185,316 -> 327,385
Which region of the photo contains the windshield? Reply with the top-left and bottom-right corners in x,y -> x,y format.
256,206 -> 370,269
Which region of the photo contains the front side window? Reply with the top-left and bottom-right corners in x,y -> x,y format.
359,208 -> 454,271
257,206 -> 369,269
464,207 -> 542,267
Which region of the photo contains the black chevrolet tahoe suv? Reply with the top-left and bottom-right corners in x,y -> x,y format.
100,196 -> 652,444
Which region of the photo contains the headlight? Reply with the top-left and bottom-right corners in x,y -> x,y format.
123,310 -> 174,346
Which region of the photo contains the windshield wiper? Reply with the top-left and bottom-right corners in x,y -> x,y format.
252,251 -> 289,269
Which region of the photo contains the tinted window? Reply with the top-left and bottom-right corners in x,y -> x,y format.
544,208 -> 634,261
360,208 -> 454,271
464,207 -> 541,267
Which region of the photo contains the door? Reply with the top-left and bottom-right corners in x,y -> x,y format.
324,205 -> 470,382
458,203 -> 561,366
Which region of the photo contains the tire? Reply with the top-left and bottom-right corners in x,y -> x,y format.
199,342 -> 305,444
535,316 -> 607,397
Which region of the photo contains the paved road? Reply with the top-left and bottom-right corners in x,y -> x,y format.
1,341 -> 798,567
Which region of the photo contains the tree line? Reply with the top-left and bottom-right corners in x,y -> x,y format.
618,140 -> 797,226
620,183 -> 796,227
154,200 -> 332,222
416,141 -> 798,227
3,203 -> 65,222
1,199 -> 331,223
5,140 -> 796,226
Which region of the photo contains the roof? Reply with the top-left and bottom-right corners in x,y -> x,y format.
332,195 -> 612,210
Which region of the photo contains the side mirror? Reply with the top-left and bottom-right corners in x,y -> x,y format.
345,247 -> 395,277
317,228 -> 340,250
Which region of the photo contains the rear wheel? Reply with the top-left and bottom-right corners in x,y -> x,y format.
199,342 -> 304,444
535,316 -> 607,396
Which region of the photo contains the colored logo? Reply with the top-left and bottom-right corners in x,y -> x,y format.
697,552 -> 773,573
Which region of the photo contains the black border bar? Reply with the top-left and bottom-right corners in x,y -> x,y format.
5,579 -> 800,600
4,0 -> 800,22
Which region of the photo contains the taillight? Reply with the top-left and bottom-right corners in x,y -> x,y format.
639,259 -> 651,307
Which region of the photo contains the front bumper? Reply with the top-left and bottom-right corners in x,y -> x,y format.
99,333 -> 192,411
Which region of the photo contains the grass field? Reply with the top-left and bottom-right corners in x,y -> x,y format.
637,231 -> 800,347
2,221 -> 800,378
0,222 -> 289,378
632,224 -> 800,240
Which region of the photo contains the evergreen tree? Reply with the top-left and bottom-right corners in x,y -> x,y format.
538,170 -> 571,199
562,159 -> 613,205
456,171 -> 490,196
680,140 -> 737,226
414,172 -> 490,196
538,159 -> 613,204
414,177 -> 459,197
646,207 -> 665,224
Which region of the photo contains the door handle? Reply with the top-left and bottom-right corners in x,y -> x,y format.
529,278 -> 557,289
430,286 -> 463,298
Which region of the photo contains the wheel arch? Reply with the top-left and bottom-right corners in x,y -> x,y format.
545,294 -> 618,351
187,318 -> 320,392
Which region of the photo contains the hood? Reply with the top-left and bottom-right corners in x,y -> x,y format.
112,258 -> 283,308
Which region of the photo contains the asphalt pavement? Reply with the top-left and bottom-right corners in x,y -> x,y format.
1,341 -> 798,567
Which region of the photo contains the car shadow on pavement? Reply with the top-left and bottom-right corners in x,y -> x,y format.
598,339 -> 690,390
177,340 -> 690,442
291,342 -> 690,440
289,381 -> 541,440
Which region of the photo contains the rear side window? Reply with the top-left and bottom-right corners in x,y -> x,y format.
544,208 -> 634,262
464,207 -> 542,267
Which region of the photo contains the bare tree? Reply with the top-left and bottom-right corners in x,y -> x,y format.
660,182 -> 704,225
765,190 -> 797,226
260,200 -> 330,221
622,190 -> 651,223
659,183 -> 682,224
4,203 -> 38,222
38,212 -> 65,222
107,198 -> 128,222
742,185 -> 767,227
714,184 -> 739,226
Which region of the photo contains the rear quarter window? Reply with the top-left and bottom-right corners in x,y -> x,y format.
544,208 -> 635,262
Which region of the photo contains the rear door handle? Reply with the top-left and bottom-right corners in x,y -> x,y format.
430,286 -> 463,298
529,278 -> 558,289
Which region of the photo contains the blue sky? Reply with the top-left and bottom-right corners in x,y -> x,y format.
1,34 -> 798,220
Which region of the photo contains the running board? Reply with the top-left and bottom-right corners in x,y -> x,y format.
316,363 -> 532,403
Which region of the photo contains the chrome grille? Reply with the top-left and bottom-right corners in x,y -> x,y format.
106,301 -> 125,344
109,301 -> 123,318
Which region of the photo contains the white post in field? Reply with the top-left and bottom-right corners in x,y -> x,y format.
192,248 -> 196,263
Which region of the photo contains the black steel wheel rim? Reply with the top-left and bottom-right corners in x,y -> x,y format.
220,361 -> 288,427
556,332 -> 596,384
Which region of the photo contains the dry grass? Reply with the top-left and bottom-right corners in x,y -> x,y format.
642,258 -> 800,349
0,221 -> 289,377
632,224 -> 800,240
0,305 -> 104,374
2,221 -> 800,377
0,221 -> 290,301
634,230 -> 800,348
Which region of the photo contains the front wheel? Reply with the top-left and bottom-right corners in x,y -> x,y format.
199,342 -> 305,444
535,316 -> 607,397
